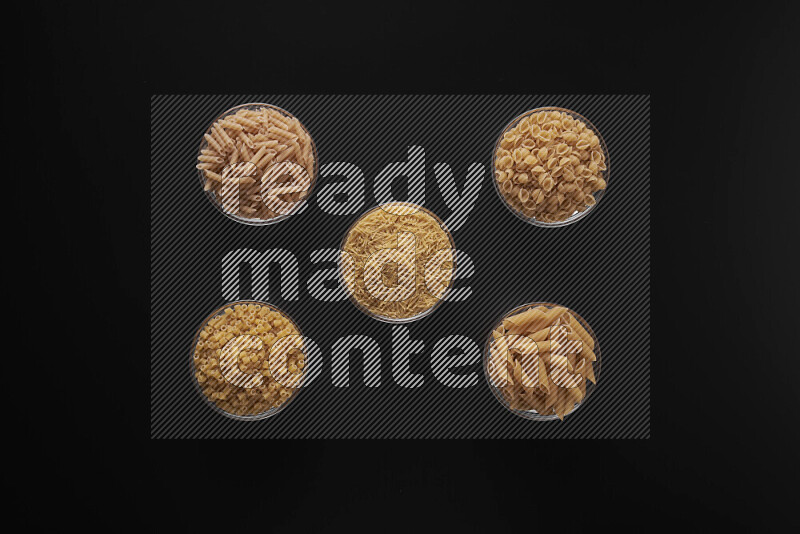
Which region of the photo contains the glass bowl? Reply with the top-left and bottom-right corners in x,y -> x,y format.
483,301 -> 601,420
338,202 -> 456,323
196,102 -> 318,226
190,299 -> 307,420
492,107 -> 610,228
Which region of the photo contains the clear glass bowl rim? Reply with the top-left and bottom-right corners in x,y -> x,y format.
196,102 -> 319,227
481,301 -> 602,420
491,106 -> 611,228
189,299 -> 308,421
337,201 -> 457,324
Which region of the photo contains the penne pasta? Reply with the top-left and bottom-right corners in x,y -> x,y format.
204,133 -> 223,153
197,105 -> 316,222
214,124 -> 235,148
268,125 -> 296,140
486,303 -> 599,419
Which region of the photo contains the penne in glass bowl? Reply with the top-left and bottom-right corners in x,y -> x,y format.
196,102 -> 319,226
482,302 -> 601,421
190,299 -> 308,421
491,107 -> 610,228
338,202 -> 457,324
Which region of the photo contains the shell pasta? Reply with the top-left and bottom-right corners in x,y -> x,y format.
494,108 -> 608,224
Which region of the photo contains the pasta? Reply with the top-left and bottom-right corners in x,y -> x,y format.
193,302 -> 306,417
197,104 -> 316,222
494,109 -> 608,224
340,202 -> 455,321
486,303 -> 600,420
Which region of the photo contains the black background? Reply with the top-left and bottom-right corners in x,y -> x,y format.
9,1 -> 800,530
150,94 -> 650,439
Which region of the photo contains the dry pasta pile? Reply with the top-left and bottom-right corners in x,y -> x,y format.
197,106 -> 315,221
487,305 -> 598,419
495,109 -> 607,223
341,203 -> 454,320
193,303 -> 305,417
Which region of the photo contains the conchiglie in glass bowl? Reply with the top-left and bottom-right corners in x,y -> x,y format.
492,107 -> 610,227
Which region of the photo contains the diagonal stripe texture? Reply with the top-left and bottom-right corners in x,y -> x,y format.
151,95 -> 650,439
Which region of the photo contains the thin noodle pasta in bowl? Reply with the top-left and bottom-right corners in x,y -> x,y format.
191,300 -> 307,420
196,103 -> 318,226
483,302 -> 601,420
339,202 -> 456,323
492,107 -> 610,227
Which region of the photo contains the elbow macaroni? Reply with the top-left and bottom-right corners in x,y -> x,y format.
193,302 -> 306,418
